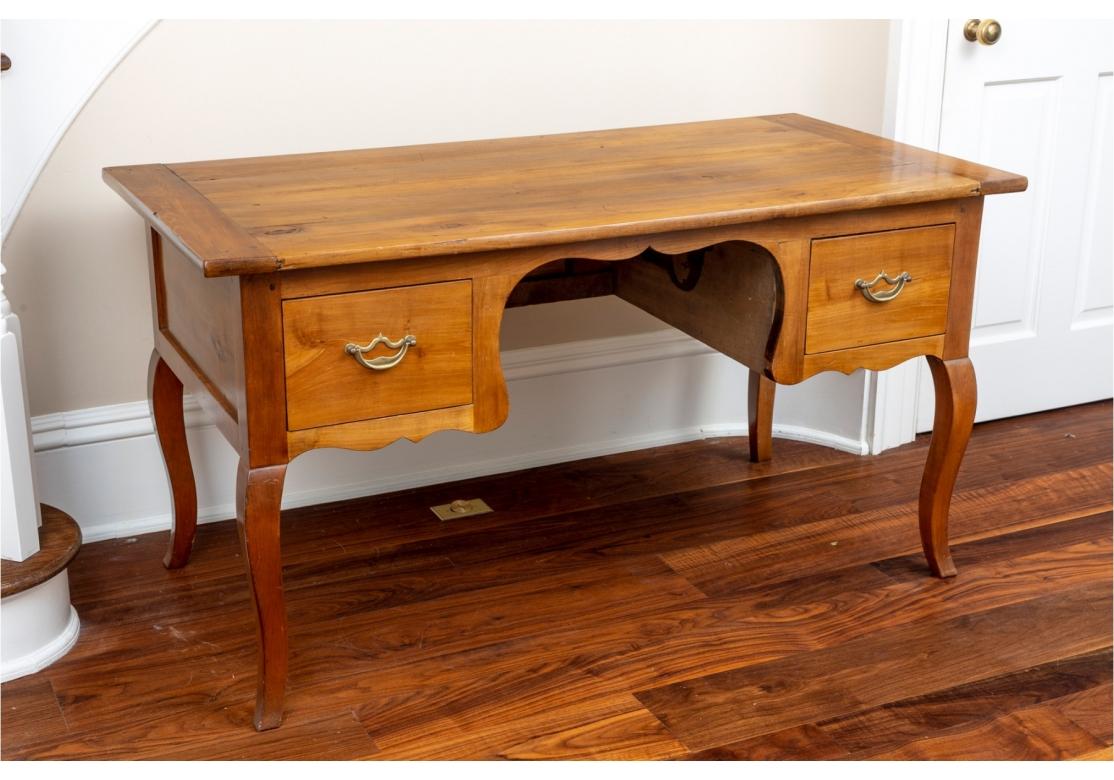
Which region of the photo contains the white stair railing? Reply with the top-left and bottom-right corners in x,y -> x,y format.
0,260 -> 42,561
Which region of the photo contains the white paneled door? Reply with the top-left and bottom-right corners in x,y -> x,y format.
917,19 -> 1113,429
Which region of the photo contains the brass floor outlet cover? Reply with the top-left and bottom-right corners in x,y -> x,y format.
431,498 -> 494,521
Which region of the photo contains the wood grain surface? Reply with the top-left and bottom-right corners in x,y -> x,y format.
0,505 -> 81,598
748,370 -> 775,463
102,164 -> 278,275
3,402 -> 1106,759
918,356 -> 978,578
158,238 -> 244,410
148,352 -> 198,569
103,114 -> 1024,276
282,281 -> 474,430
805,224 -> 954,353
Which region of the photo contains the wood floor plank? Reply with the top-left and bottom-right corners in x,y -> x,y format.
2,401 -> 1109,760
873,510 -> 1113,583
67,436 -> 856,623
369,693 -> 655,760
369,698 -> 689,761
635,583 -> 1113,751
348,524 -> 1109,752
13,707 -> 379,761
69,456 -> 1096,735
38,512 -> 1108,758
587,509 -> 1113,692
496,707 -> 689,761
681,724 -> 850,760
0,677 -> 69,756
814,648 -> 1113,757
314,507 -> 1113,735
867,704 -> 1107,760
332,434 -> 1110,609
1075,746 -> 1113,760
1053,682 -> 1113,747
662,463 -> 1111,593
155,711 -> 380,761
37,557 -> 702,745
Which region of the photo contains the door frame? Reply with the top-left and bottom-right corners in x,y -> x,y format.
867,18 -> 952,453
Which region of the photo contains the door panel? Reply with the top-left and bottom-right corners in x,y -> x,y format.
1073,72 -> 1113,329
968,77 -> 1056,340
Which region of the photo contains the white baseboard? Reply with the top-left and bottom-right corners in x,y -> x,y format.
769,423 -> 868,456
31,329 -> 868,543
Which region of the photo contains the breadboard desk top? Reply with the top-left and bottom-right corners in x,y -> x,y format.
103,113 -> 1025,278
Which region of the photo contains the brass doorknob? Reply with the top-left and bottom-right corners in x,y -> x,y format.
964,18 -> 1002,45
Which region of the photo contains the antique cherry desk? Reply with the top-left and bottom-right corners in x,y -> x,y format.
104,114 -> 1026,731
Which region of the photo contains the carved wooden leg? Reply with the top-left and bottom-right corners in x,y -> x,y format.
919,356 -> 977,578
748,369 -> 775,463
148,350 -> 198,569
236,461 -> 288,731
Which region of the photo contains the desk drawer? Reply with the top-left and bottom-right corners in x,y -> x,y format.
283,281 -> 473,430
805,224 -> 955,354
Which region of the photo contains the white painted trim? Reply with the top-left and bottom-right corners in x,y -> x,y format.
761,423 -> 867,456
502,327 -> 712,382
868,18 -> 951,454
31,328 -> 868,544
1,263 -> 42,560
867,356 -> 924,453
32,397 -> 205,452
0,607 -> 79,683
0,571 -> 80,683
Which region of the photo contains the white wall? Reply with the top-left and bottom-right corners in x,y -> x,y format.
0,19 -> 152,238
4,19 -> 888,415
2,20 -> 890,539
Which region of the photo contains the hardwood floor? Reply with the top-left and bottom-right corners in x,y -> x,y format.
2,402 -> 1110,760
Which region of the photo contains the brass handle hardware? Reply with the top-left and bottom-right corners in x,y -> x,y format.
855,271 -> 912,303
964,18 -> 1001,45
344,333 -> 416,370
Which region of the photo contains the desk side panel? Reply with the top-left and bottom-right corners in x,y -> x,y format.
615,242 -> 781,373
149,226 -> 244,442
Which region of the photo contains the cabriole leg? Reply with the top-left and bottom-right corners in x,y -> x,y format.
236,461 -> 288,731
748,369 -> 775,463
148,350 -> 198,569
919,355 -> 977,578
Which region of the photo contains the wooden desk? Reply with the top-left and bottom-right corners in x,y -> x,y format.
104,114 -> 1026,731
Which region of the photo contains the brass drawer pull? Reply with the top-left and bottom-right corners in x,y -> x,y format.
344,333 -> 417,370
855,271 -> 912,303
